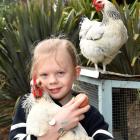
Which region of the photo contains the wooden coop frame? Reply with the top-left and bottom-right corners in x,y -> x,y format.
78,67 -> 140,139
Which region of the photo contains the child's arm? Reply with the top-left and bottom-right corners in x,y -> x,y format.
80,105 -> 114,140
9,95 -> 37,140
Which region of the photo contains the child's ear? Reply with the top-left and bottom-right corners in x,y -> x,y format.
75,66 -> 81,77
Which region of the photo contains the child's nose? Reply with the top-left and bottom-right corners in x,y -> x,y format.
48,75 -> 58,84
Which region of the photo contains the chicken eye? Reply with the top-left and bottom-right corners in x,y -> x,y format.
40,73 -> 48,79
97,1 -> 102,4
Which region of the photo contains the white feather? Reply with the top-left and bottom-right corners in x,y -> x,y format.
80,18 -> 104,40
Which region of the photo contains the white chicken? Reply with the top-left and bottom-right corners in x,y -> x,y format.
79,0 -> 128,72
25,79 -> 92,140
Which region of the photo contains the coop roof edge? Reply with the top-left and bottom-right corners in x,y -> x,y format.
80,67 -> 140,81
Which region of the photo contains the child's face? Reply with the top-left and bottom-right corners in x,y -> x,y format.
36,49 -> 80,102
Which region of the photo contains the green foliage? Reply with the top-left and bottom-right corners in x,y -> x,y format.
65,0 -> 95,20
0,3 -> 13,39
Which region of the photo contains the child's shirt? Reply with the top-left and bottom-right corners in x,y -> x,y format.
9,93 -> 113,140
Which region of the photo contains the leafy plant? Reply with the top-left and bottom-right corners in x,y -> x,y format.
0,2 -> 15,40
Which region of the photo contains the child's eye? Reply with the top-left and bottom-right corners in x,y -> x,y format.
57,71 -> 65,77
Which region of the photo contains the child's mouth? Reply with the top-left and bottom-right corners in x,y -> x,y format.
49,87 -> 62,94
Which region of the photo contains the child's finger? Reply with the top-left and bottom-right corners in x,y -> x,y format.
72,95 -> 86,109
79,114 -> 85,121
73,105 -> 90,117
63,97 -> 75,107
77,105 -> 90,115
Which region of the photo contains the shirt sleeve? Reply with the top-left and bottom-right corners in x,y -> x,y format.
80,105 -> 114,140
9,96 -> 37,140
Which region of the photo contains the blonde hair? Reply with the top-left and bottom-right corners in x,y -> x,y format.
30,38 -> 80,78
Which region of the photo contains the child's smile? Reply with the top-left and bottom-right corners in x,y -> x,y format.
48,87 -> 62,94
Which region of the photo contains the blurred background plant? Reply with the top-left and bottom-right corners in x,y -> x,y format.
0,0 -> 139,139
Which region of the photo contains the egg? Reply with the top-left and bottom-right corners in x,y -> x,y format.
75,93 -> 89,108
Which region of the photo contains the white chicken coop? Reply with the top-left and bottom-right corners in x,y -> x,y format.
77,67 -> 140,140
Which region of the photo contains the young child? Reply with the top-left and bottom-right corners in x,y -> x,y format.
9,38 -> 113,140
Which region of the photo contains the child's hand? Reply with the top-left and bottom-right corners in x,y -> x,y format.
74,93 -> 89,108
53,96 -> 90,131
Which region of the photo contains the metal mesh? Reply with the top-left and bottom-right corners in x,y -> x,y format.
112,88 -> 140,140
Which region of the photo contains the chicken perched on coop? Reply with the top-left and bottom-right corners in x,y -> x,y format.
26,79 -> 92,140
79,0 -> 128,72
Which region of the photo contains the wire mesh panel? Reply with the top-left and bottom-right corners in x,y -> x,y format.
112,88 -> 140,140
79,68 -> 140,140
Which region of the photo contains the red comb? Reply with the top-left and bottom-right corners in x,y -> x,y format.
93,0 -> 96,4
32,76 -> 43,98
